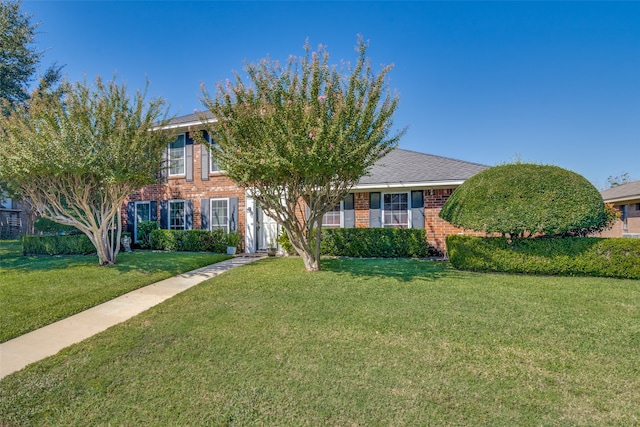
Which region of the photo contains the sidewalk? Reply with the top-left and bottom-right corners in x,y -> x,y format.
0,254 -> 265,380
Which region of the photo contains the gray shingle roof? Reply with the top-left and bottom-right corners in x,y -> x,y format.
358,148 -> 488,187
600,180 -> 640,203
166,111 -> 215,127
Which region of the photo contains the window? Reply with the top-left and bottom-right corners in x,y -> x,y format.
208,135 -> 221,173
383,193 -> 409,228
168,134 -> 186,175
322,203 -> 341,227
169,200 -> 186,230
211,199 -> 229,232
134,201 -> 151,242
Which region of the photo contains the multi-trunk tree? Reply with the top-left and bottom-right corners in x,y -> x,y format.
0,77 -> 173,265
201,38 -> 404,271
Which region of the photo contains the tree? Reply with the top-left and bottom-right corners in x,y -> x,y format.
439,163 -> 613,238
0,0 -> 63,113
606,172 -> 630,189
201,38 -> 404,271
0,77 -> 173,265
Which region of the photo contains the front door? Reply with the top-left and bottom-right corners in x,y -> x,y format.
256,206 -> 279,251
134,202 -> 151,242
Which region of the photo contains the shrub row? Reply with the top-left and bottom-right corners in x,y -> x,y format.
446,235 -> 640,280
279,228 -> 432,258
149,229 -> 228,253
22,234 -> 95,256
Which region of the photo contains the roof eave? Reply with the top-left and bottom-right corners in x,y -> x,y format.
352,180 -> 466,191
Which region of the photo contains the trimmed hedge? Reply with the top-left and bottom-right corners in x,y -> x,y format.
22,234 -> 96,256
149,229 -> 227,253
447,235 -> 640,280
279,228 -> 432,258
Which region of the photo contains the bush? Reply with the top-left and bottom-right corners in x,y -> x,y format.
440,163 -> 608,237
149,229 -> 227,253
22,234 -> 96,256
33,217 -> 79,235
279,228 -> 432,258
136,220 -> 158,249
446,235 -> 640,280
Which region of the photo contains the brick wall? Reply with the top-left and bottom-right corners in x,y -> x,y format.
354,192 -> 369,227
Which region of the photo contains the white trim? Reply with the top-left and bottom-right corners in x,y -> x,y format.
208,134 -> 223,173
353,180 -> 465,191
151,117 -> 218,131
168,200 -> 186,230
168,134 -> 186,176
322,201 -> 343,228
210,198 -> 230,233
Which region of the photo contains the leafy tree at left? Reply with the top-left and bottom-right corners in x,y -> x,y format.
0,77 -> 174,265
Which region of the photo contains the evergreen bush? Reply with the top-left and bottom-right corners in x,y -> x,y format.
149,229 -> 227,253
22,234 -> 96,255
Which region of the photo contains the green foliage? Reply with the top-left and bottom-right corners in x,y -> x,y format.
201,37 -> 405,271
149,229 -> 227,253
440,163 -> 607,237
33,217 -> 79,235
0,76 -> 173,265
278,228 -> 431,258
22,234 -> 96,256
224,230 -> 241,248
136,220 -> 158,249
447,235 -> 640,280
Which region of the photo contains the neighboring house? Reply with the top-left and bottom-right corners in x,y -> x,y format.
600,180 -> 640,238
123,112 -> 488,253
0,194 -> 23,239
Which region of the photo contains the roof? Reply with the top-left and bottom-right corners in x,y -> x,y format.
356,148 -> 488,189
600,180 -> 640,204
164,111 -> 216,129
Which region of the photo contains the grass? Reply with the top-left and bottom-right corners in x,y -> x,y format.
1,257 -> 640,425
0,240 -> 231,342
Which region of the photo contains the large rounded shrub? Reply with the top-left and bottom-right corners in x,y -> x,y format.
439,163 -> 607,237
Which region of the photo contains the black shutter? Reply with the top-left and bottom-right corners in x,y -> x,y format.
343,193 -> 355,228
201,198 -> 210,230
201,143 -> 209,181
126,202 -> 135,234
411,190 -> 425,229
229,197 -> 239,232
185,200 -> 193,230
160,201 -> 169,229
369,192 -> 382,228
186,136 -> 194,182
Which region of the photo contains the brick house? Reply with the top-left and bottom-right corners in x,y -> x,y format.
123,113 -> 488,253
599,180 -> 640,238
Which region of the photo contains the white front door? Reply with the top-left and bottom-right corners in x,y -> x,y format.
256,206 -> 279,251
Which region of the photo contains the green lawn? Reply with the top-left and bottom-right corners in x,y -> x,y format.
0,240 -> 231,342
1,257 -> 639,425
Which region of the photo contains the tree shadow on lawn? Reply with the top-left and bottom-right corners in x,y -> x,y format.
321,257 -> 460,282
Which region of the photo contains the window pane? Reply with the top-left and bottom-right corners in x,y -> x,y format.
322,204 -> 341,227
169,201 -> 185,230
211,199 -> 229,232
169,135 -> 185,175
383,193 -> 408,228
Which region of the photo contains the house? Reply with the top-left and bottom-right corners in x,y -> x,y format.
600,180 -> 640,238
123,112 -> 488,253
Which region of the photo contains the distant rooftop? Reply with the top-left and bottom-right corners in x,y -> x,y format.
601,180 -> 640,203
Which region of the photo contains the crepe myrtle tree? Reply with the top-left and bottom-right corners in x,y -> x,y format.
0,77 -> 173,265
201,38 -> 405,271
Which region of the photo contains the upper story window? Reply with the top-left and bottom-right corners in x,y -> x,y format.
211,198 -> 229,232
208,135 -> 222,173
383,193 -> 409,228
168,134 -> 186,176
322,203 -> 341,227
169,200 -> 186,230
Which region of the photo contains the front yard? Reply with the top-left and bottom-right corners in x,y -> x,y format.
1,256 -> 639,425
0,240 -> 231,342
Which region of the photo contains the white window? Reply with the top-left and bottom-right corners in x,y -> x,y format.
169,200 -> 186,230
322,203 -> 341,227
211,198 -> 229,232
383,193 -> 409,228
134,201 -> 151,242
208,135 -> 222,173
168,134 -> 186,176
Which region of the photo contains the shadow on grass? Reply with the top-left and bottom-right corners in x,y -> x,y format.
321,257 -> 459,282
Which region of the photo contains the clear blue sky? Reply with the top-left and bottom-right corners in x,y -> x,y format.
23,1 -> 640,189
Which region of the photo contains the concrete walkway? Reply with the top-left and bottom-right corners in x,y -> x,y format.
0,254 -> 265,380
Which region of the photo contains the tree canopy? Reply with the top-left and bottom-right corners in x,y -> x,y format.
439,163 -> 613,238
201,38 -> 404,271
0,77 -> 173,265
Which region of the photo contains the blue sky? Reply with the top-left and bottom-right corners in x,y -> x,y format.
23,1 -> 640,189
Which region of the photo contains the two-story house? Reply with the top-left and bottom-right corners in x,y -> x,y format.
123,112 -> 489,253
